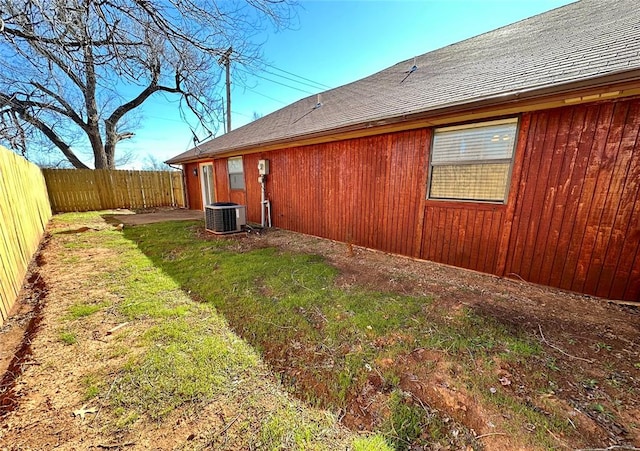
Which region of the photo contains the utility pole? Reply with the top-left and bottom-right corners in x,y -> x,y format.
219,47 -> 233,133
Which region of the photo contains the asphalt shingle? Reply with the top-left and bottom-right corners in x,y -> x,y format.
167,0 -> 640,163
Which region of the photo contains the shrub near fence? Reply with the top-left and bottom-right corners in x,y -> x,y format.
0,146 -> 52,326
42,169 -> 185,213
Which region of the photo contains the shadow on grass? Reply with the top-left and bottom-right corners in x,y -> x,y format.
119,219 -> 583,450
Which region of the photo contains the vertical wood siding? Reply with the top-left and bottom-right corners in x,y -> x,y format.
243,153 -> 266,222
419,203 -> 505,274
207,97 -> 640,301
214,131 -> 430,255
505,99 -> 640,301
184,163 -> 202,210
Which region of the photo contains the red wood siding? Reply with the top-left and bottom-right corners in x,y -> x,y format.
205,97 -> 640,301
243,154 -> 262,223
214,158 -> 249,210
214,131 -> 429,255
415,115 -> 533,274
213,159 -> 228,201
184,162 -> 202,210
505,99 -> 640,300
419,203 -> 505,274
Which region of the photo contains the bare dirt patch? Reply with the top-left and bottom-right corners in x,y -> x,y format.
0,216 -> 358,451
0,238 -> 49,418
126,220 -> 639,448
2,213 -> 638,450
243,229 -> 640,448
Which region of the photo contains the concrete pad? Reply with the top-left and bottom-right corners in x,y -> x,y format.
106,209 -> 203,225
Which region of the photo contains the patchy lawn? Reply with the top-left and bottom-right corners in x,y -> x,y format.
121,220 -> 640,450
2,212 -> 638,450
0,212 -> 385,450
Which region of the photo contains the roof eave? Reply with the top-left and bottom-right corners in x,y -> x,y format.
167,68 -> 640,164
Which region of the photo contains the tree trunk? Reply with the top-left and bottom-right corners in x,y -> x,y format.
86,123 -> 110,169
94,151 -> 109,169
104,121 -> 118,169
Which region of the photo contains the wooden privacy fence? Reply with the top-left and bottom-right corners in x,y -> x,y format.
42,169 -> 185,213
0,146 -> 52,326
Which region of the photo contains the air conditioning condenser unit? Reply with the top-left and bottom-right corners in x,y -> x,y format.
205,203 -> 246,234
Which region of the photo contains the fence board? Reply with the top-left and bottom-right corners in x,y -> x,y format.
42,169 -> 185,212
0,146 -> 52,326
171,171 -> 183,207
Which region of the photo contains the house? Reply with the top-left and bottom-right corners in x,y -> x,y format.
167,0 -> 640,302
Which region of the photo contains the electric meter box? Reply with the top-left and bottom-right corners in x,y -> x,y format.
258,159 -> 270,175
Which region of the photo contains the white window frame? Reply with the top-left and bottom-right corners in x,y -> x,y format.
227,156 -> 245,190
427,118 -> 518,203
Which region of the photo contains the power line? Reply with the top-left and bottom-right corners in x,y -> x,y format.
262,62 -> 332,89
237,68 -> 317,95
251,73 -> 316,95
247,89 -> 289,105
258,68 -> 329,91
231,110 -> 253,119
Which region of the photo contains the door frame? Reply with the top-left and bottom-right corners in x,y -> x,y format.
199,162 -> 215,210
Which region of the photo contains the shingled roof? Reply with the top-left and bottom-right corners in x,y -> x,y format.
167,0 -> 640,164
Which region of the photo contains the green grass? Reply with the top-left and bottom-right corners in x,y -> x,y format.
47,212 -> 365,450
383,390 -> 456,450
258,409 -> 326,450
121,220 -> 567,448
59,330 -> 77,345
385,391 -> 427,450
52,211 -> 106,225
113,310 -> 258,419
66,302 -> 107,319
255,408 -> 392,451
484,389 -> 572,447
82,374 -> 102,401
352,435 -> 394,451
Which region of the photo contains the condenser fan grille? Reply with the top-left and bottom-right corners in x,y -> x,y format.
204,203 -> 246,234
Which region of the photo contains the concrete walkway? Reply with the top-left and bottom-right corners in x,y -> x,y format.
105,208 -> 203,225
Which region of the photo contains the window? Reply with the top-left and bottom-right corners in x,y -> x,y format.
227,156 -> 245,190
428,118 -> 518,203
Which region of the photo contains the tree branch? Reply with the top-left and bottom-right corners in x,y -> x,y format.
3,88 -> 87,132
106,65 -> 181,127
14,106 -> 89,169
28,39 -> 87,90
29,82 -> 87,130
0,0 -> 296,168
2,25 -> 142,47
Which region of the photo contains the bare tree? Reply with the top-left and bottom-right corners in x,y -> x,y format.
0,0 -> 295,169
142,153 -> 171,171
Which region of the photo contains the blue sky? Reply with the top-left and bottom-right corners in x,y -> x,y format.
119,0 -> 574,169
